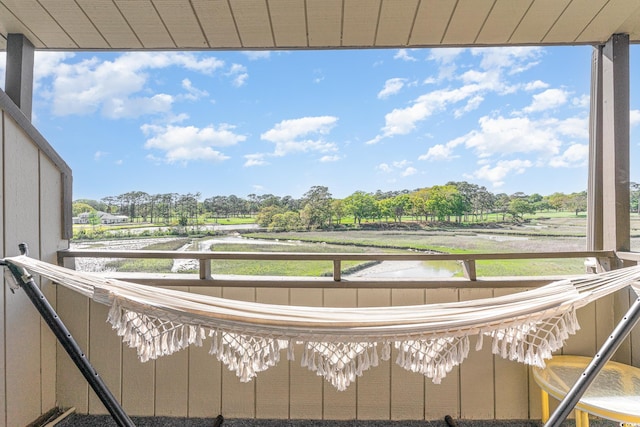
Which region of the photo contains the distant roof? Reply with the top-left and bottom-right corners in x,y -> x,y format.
1,0 -> 639,51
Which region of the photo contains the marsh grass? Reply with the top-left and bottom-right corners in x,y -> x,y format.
104,238 -> 383,276
106,238 -> 190,273
475,258 -> 586,276
245,226 -> 589,276
206,242 -> 384,276
97,214 -> 628,277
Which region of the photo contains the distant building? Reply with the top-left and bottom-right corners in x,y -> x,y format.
73,211 -> 129,225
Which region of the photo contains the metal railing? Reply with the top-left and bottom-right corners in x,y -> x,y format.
57,249 -> 616,289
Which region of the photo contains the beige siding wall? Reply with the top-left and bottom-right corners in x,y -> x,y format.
0,98 -> 70,426
56,285 -> 636,422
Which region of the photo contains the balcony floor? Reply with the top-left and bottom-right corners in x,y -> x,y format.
55,415 -> 620,426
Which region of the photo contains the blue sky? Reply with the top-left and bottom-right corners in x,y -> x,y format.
4,45 -> 640,201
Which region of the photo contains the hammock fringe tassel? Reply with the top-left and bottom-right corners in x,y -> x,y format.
107,301 -> 582,391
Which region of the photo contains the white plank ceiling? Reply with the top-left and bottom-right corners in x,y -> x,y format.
0,0 -> 639,51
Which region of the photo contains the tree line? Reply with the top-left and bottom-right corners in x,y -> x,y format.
73,182 -> 592,231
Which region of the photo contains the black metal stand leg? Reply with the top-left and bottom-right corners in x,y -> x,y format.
544,292 -> 640,427
3,248 -> 135,427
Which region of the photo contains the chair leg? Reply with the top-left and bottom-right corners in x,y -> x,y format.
575,410 -> 589,427
541,389 -> 550,422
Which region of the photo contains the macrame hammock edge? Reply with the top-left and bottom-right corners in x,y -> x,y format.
6,255 -> 640,392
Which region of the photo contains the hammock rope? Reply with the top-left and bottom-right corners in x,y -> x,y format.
5,255 -> 640,391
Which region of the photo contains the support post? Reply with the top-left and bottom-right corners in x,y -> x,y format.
2,245 -> 135,427
601,34 -> 630,255
333,260 -> 341,281
5,34 -> 34,120
587,45 -> 603,253
199,259 -> 211,280
461,260 -> 476,281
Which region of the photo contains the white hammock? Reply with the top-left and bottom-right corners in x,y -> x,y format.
6,255 -> 640,391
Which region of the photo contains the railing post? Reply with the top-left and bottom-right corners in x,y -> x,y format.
461,260 -> 477,280
199,259 -> 211,280
333,260 -> 341,282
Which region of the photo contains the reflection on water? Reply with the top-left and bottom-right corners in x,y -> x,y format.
349,260 -> 459,278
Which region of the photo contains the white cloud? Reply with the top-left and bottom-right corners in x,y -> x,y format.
524,80 -> 549,91
320,155 -> 341,162
427,48 -> 465,81
401,167 -> 418,177
122,52 -> 224,74
419,143 -> 458,161
454,95 -> 484,117
106,93 -> 174,119
313,69 -> 325,84
457,115 -> 587,158
180,79 -> 209,101
392,160 -> 411,169
94,151 -> 109,161
369,84 -> 483,142
369,47 -> 545,144
377,160 -> 416,178
473,46 -> 543,74
468,159 -> 532,187
261,116 -> 338,157
228,63 -> 248,87
428,48 -> 465,64
572,94 -> 590,109
366,135 -> 383,145
548,144 -> 589,168
553,116 -> 589,139
377,163 -> 392,172
378,78 -> 407,99
37,52 -> 225,118
394,49 -> 417,62
243,51 -> 271,60
431,114 -> 588,176
142,122 -> 245,164
523,88 -> 569,113
631,109 -> 640,127
33,52 -> 75,91
244,153 -> 269,167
